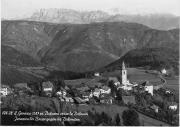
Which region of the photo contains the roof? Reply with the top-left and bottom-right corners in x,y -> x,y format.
101,86 -> 110,91
42,81 -> 54,88
122,61 -> 126,70
168,102 -> 178,106
74,97 -> 84,103
14,83 -> 28,89
122,96 -> 136,104
100,95 -> 113,100
94,88 -> 100,93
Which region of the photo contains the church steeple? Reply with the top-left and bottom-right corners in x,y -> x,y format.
121,61 -> 127,85
122,61 -> 126,70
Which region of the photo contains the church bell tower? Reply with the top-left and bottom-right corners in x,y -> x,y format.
122,61 -> 127,85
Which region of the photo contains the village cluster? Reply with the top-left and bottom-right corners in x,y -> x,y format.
0,62 -> 179,125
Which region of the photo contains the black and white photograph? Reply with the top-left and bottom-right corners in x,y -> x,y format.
0,0 -> 179,126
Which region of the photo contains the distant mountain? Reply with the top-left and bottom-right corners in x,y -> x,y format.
102,48 -> 179,75
1,20 -> 179,72
28,8 -> 179,30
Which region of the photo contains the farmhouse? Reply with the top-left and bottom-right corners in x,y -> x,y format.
94,72 -> 100,77
0,85 -> 12,96
56,89 -> 67,97
144,85 -> 153,96
100,97 -> 113,104
141,81 -> 154,96
168,102 -> 178,111
0,88 -> 8,96
42,81 -> 54,97
93,88 -> 101,97
100,86 -> 111,94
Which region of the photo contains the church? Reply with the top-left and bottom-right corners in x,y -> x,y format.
118,61 -> 134,90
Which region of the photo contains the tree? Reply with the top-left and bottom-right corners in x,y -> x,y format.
101,112 -> 112,125
122,109 -> 140,126
115,113 -> 121,125
108,80 -> 117,97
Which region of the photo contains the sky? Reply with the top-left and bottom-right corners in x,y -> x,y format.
1,0 -> 180,19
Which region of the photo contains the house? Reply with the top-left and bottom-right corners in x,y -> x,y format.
165,90 -> 171,94
168,102 -> 178,111
93,88 -> 101,97
132,82 -> 138,87
100,98 -> 113,104
150,104 -> 159,113
94,72 -> 100,77
100,86 -> 111,94
81,92 -> 90,99
141,81 -> 154,95
42,81 -> 53,92
122,96 -> 136,105
0,88 -> 8,96
144,85 -> 153,96
56,90 -> 67,97
42,81 -> 54,97
114,81 -> 120,86
100,95 -> 113,104
0,85 -> 12,96
161,68 -> 167,75
14,83 -> 28,89
118,85 -> 133,91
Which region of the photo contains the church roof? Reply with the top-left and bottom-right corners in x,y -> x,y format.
122,61 -> 126,70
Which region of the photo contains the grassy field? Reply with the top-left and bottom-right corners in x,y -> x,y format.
65,104 -> 169,126
127,68 -> 161,84
103,68 -> 161,84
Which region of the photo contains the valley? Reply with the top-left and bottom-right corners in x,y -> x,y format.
1,17 -> 179,126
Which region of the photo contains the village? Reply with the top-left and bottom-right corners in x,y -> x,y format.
0,62 -> 179,125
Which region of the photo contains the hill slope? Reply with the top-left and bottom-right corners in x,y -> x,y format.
1,20 -> 179,72
1,45 -> 40,66
1,66 -> 42,85
103,48 -> 179,75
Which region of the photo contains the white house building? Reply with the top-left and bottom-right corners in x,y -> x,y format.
161,68 -> 167,75
169,102 -> 178,111
56,90 -> 67,97
145,85 -> 154,96
0,88 -> 8,96
94,72 -> 100,77
100,86 -> 111,94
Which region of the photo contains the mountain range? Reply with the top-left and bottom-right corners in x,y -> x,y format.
2,20 -> 179,73
26,8 -> 180,30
